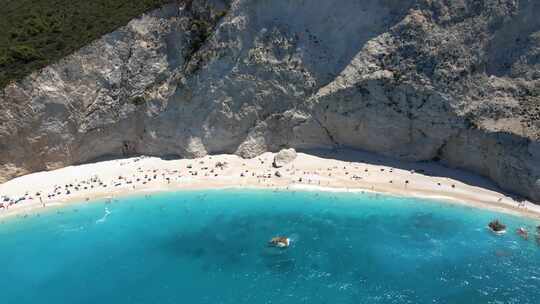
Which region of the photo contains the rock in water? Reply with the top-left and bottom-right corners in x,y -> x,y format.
273,149 -> 297,168
269,236 -> 290,248
488,220 -> 507,234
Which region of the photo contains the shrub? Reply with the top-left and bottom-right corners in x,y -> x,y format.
8,45 -> 42,63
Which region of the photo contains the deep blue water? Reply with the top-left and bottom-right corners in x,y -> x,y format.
1,190 -> 539,304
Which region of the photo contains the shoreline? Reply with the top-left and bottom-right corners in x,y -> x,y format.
1,151 -> 540,221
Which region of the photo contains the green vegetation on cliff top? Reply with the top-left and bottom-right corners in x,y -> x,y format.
0,0 -> 172,89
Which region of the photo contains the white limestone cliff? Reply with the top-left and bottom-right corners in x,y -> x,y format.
1,0 -> 539,201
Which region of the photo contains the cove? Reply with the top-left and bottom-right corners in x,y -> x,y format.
0,189 -> 539,304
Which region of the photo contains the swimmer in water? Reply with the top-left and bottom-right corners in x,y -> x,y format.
516,227 -> 528,240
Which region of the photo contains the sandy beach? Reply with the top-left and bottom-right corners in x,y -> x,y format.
1,150 -> 539,220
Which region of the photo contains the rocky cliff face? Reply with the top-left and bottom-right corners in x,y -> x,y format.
1,0 -> 539,201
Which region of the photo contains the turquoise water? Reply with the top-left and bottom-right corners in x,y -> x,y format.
1,190 -> 539,303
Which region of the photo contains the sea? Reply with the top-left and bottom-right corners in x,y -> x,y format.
0,189 -> 539,303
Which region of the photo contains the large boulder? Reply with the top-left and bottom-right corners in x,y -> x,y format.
273,149 -> 297,168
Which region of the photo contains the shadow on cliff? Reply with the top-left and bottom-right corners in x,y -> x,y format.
79,153 -> 183,165
299,147 -> 521,199
486,0 -> 540,78
263,0 -> 417,87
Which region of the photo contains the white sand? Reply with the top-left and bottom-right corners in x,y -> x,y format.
1,151 -> 540,220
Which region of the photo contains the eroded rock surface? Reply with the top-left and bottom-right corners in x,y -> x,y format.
273,148 -> 297,168
1,0 -> 539,201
